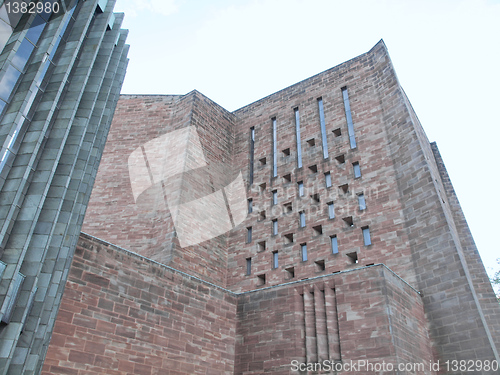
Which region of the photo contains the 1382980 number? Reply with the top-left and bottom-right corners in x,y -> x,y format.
5,1 -> 60,15
445,360 -> 499,372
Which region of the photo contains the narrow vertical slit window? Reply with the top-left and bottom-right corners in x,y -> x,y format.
301,243 -> 308,262
298,181 -> 304,197
272,118 -> 277,178
353,162 -> 361,178
299,211 -> 306,228
273,251 -> 278,269
272,190 -> 278,205
248,198 -> 253,213
272,219 -> 278,236
328,202 -> 335,219
249,127 -> 255,183
362,227 -> 371,246
342,87 -> 356,149
325,172 -> 332,188
318,98 -> 329,158
331,235 -> 338,254
358,193 -> 366,210
247,227 -> 252,243
246,258 -> 252,275
294,108 -> 302,168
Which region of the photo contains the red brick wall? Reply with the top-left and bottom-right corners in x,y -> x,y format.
235,265 -> 433,374
42,233 -> 237,375
227,41 -> 418,292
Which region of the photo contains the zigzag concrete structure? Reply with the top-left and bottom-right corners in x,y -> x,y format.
0,0 -> 128,373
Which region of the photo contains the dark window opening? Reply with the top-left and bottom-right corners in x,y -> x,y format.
333,128 -> 342,137
346,252 -> 358,264
285,267 -> 295,280
342,216 -> 354,227
307,138 -> 316,147
315,260 -> 326,272
339,184 -> 348,194
282,148 -> 290,156
258,241 -> 266,252
259,157 -> 267,166
311,193 -> 320,203
284,233 -> 294,244
313,225 -> 323,235
335,154 -> 345,164
308,164 -> 318,173
283,173 -> 292,183
259,211 -> 266,221
257,274 -> 266,285
247,227 -> 252,243
246,258 -> 252,275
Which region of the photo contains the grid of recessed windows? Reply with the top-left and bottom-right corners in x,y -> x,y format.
246,258 -> 252,275
272,118 -> 278,177
331,235 -> 339,254
317,98 -> 329,159
299,211 -> 306,227
353,162 -> 361,178
272,190 -> 278,205
272,251 -> 278,269
362,227 -> 371,246
358,193 -> 366,210
272,219 -> 278,235
328,202 -> 335,219
298,181 -> 304,197
249,127 -> 255,184
325,172 -> 332,188
294,108 -> 302,168
301,243 -> 308,261
342,87 -> 357,149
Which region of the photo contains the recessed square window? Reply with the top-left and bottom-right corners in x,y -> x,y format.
362,226 -> 372,246
339,184 -> 348,194
342,216 -> 353,227
257,274 -> 266,285
307,138 -> 316,147
313,225 -> 323,235
284,233 -> 294,244
259,157 -> 266,166
298,181 -> 304,197
353,162 -> 361,178
332,128 -> 342,137
346,252 -> 358,264
331,235 -> 338,254
301,243 -> 308,262
308,164 -> 318,173
258,241 -> 266,252
284,202 -> 293,214
283,173 -> 292,183
272,219 -> 278,236
325,172 -> 332,188
299,211 -> 306,228
315,260 -> 325,272
259,182 -> 266,192
311,193 -> 320,203
272,190 -> 278,205
282,148 -> 290,156
285,267 -> 295,280
259,210 -> 266,221
335,154 -> 345,164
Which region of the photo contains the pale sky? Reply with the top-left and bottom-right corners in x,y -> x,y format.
113,0 -> 500,278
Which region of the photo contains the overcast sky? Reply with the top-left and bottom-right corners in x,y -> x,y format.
113,0 -> 500,277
